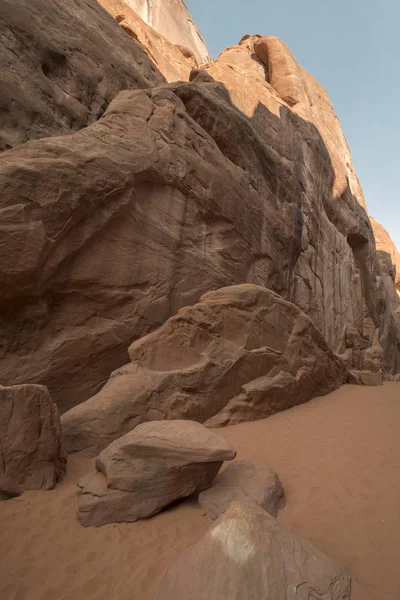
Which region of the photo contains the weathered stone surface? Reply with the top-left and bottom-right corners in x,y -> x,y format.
76,420 -> 235,526
200,35 -> 400,377
62,284 -> 346,455
98,0 -> 197,81
0,385 -> 66,494
199,461 -> 285,520
370,218 -> 400,325
370,217 -> 400,293
0,0 -> 163,150
122,0 -> 210,65
156,503 -> 351,600
348,370 -> 383,386
1,32 -> 400,414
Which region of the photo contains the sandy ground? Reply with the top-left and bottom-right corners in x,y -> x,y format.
1,383 -> 400,600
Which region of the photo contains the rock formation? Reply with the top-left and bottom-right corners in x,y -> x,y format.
199,461 -> 285,520
76,420 -> 235,526
0,0 -> 399,425
0,385 -> 66,495
370,217 -> 400,320
98,0 -> 198,81
370,217 -> 400,290
156,503 -> 351,599
62,284 -> 346,455
0,0 -> 163,150
121,0 -> 210,65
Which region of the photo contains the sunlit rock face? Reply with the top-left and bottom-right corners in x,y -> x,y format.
202,35 -> 366,208
98,0 -> 199,82
123,0 -> 211,65
370,217 -> 400,294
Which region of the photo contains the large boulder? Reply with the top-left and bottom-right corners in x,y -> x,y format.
0,0 -> 163,150
156,503 -> 351,600
0,385 -> 66,495
76,420 -> 236,526
199,461 -> 285,520
62,284 -> 346,456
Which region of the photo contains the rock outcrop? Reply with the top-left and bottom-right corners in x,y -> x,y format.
62,284 -> 346,455
156,503 -> 351,599
370,217 -> 400,293
0,385 -> 66,495
0,0 -> 163,150
77,420 -> 235,526
98,0 -> 198,81
0,14 -> 399,416
370,217 -> 400,321
122,0 -> 210,65
198,461 -> 285,520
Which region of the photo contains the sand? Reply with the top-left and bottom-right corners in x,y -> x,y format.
1,383 -> 400,600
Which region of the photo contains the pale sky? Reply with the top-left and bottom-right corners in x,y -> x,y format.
186,0 -> 400,248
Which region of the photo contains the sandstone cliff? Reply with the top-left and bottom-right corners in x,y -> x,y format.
0,0 -> 164,151
370,217 -> 400,291
122,0 -> 210,65
98,0 -> 198,81
0,0 -> 399,419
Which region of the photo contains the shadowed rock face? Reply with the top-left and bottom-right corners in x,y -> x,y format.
0,385 -> 66,494
0,62 -> 399,414
370,217 -> 400,298
156,503 -> 351,600
0,9 -> 399,418
61,284 -> 346,455
0,0 -> 164,150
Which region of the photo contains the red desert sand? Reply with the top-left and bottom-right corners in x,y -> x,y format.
1,383 -> 400,600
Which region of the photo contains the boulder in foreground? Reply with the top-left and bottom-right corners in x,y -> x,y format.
156,503 -> 351,600
77,420 -> 236,526
199,460 -> 285,520
0,385 -> 66,495
62,284 -> 346,456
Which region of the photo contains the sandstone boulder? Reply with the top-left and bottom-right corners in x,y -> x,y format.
62,284 -> 346,455
347,370 -> 383,386
0,385 -> 66,495
199,461 -> 285,520
77,420 -> 235,527
0,0 -> 163,150
156,503 -> 351,600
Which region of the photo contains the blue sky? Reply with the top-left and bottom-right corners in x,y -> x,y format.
186,0 -> 400,248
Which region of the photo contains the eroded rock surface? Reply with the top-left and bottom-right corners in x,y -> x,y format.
0,0 -> 163,150
0,385 -> 66,495
156,503 -> 351,600
370,217 -> 400,293
1,28 -> 399,415
199,461 -> 285,520
77,420 -> 235,526
98,0 -> 198,81
62,284 -> 346,455
122,0 -> 210,65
